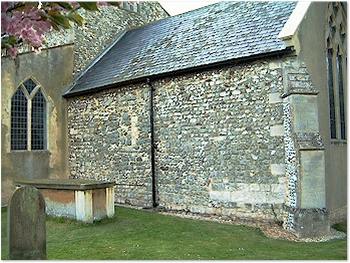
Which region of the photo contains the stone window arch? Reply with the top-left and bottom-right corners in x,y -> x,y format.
325,2 -> 347,140
11,78 -> 48,150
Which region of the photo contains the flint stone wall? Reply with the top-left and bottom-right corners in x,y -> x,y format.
152,58 -> 286,220
67,57 -> 290,220
68,83 -> 153,207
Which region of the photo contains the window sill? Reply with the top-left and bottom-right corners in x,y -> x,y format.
10,150 -> 49,153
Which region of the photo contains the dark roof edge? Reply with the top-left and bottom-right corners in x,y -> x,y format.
157,2 -> 171,17
63,30 -> 127,96
63,47 -> 294,98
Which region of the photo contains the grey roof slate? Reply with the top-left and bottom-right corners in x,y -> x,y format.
65,1 -> 296,96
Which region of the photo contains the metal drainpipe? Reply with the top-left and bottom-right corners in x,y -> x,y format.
146,78 -> 158,208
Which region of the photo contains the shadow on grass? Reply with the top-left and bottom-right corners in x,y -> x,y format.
332,221 -> 347,233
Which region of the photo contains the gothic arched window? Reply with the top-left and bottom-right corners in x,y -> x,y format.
326,2 -> 347,140
11,78 -> 47,151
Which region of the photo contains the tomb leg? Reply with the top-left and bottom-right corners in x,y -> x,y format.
106,186 -> 115,218
75,190 -> 93,223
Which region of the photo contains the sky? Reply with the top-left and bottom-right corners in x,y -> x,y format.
158,0 -> 221,16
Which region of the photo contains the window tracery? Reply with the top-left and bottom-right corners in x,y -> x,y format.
10,78 -> 47,150
325,2 -> 347,140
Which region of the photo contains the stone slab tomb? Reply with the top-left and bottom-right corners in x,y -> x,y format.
9,186 -> 46,260
15,179 -> 115,223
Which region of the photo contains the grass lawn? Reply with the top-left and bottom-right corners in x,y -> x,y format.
1,206 -> 347,260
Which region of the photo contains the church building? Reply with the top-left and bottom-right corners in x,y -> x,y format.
1,2 -> 347,238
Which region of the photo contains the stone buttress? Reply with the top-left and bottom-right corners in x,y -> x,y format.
281,56 -> 329,237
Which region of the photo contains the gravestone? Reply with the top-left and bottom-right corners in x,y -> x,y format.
9,186 -> 47,260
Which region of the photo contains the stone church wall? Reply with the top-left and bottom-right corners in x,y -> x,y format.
152,58 -> 286,220
67,56 -> 289,220
67,84 -> 153,207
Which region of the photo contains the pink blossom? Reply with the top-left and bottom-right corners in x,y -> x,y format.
2,1 -> 115,57
1,13 -> 10,34
2,6 -> 52,50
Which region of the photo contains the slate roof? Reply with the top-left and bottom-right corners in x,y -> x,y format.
65,1 -> 296,97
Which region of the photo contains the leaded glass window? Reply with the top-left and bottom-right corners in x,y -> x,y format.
23,78 -> 37,94
327,49 -> 337,139
326,2 -> 347,141
31,90 -> 46,150
10,78 -> 47,151
336,54 -> 346,140
11,89 -> 28,150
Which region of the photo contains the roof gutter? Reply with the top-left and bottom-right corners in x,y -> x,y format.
63,47 -> 294,98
